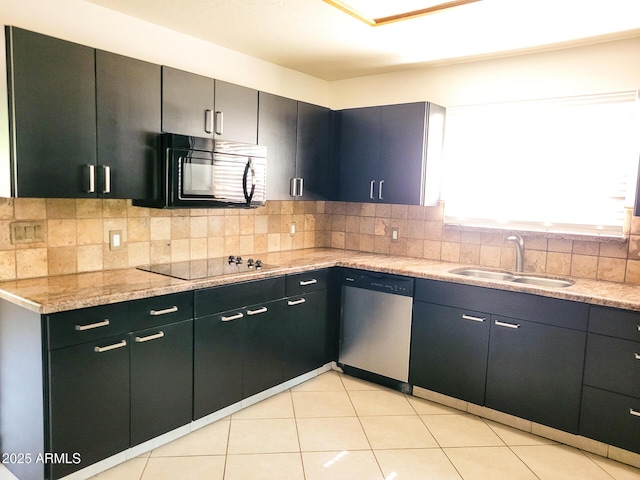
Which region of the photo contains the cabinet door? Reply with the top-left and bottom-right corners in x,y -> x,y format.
296,102 -> 334,200
243,299 -> 286,398
7,27 -> 97,198
162,66 -> 215,137
337,106 -> 381,202
130,320 -> 193,445
258,92 -> 297,200
410,302 -> 490,405
48,335 -> 129,479
193,309 -> 244,420
96,51 -> 161,199
283,290 -> 329,381
378,102 -> 426,205
214,80 -> 258,144
486,316 -> 586,433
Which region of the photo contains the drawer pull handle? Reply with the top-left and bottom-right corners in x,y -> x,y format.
345,277 -> 355,282
221,312 -> 243,322
630,409 -> 640,417
150,306 -> 178,316
135,331 -> 165,343
247,306 -> 268,316
635,353 -> 640,360
76,319 -> 110,331
288,298 -> 306,306
94,340 -> 127,353
299,279 -> 318,286
462,314 -> 486,323
495,320 -> 520,329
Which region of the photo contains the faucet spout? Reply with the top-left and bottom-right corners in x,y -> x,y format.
506,232 -> 525,272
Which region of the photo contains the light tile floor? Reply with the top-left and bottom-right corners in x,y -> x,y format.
3,371 -> 638,480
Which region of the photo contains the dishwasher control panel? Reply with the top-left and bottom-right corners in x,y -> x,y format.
342,269 -> 414,297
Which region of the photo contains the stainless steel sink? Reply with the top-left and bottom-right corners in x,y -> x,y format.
450,268 -> 515,281
450,268 -> 574,288
510,276 -> 574,288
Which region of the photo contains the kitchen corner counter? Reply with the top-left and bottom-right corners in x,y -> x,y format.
2,248 -> 640,314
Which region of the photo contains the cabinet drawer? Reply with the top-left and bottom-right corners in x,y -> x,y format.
195,276 -> 285,317
46,303 -> 129,350
589,306 -> 640,341
584,333 -> 640,398
580,385 -> 640,454
130,292 -> 193,331
286,269 -> 327,296
415,279 -> 588,330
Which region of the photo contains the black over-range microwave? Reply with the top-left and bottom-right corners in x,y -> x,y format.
133,134 -> 267,209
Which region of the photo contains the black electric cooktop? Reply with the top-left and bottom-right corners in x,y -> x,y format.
137,255 -> 276,281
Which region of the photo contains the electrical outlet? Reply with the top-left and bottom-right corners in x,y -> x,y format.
109,230 -> 123,251
391,227 -> 399,242
290,223 -> 296,236
10,221 -> 45,244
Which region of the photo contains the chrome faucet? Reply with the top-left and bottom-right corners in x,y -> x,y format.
507,232 -> 525,272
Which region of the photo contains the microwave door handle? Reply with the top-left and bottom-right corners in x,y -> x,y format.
243,158 -> 256,206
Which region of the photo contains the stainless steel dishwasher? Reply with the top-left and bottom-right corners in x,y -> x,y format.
338,269 -> 414,389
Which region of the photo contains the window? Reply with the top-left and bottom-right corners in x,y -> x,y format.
442,91 -> 640,238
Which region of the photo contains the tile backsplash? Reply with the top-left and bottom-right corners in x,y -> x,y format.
2,197 -> 640,285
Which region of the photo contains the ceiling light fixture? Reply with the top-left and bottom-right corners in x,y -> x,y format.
323,0 -> 482,26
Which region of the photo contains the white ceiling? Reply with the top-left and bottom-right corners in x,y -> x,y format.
85,0 -> 640,81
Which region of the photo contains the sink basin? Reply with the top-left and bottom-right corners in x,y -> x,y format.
510,276 -> 574,288
450,269 -> 515,281
449,268 -> 573,288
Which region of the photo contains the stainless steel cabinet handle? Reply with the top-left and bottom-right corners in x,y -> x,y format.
369,180 -> 375,199
135,331 -> 165,343
299,279 -> 317,286
247,306 -> 268,316
150,306 -> 178,316
290,177 -> 298,197
378,180 -> 384,200
102,165 -> 111,194
76,319 -> 110,331
345,277 -> 355,282
495,320 -> 520,329
462,314 -> 486,323
221,312 -> 243,322
634,353 -> 640,360
86,164 -> 95,193
205,109 -> 213,134
288,298 -> 306,306
94,339 -> 126,353
215,111 -> 224,135
297,177 -> 304,197
630,408 -> 640,417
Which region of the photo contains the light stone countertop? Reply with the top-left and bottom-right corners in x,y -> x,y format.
1,247 -> 640,314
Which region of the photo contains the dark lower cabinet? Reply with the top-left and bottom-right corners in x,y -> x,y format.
48,335 -> 130,479
193,309 -> 244,420
410,302 -> 490,405
580,386 -> 640,453
486,316 -> 586,433
130,320 -> 193,445
243,299 -> 286,398
283,290 -> 330,381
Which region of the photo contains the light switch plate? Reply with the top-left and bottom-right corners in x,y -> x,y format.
391,227 -> 399,242
109,230 -> 122,251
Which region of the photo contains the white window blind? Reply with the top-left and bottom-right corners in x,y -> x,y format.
442,91 -> 640,237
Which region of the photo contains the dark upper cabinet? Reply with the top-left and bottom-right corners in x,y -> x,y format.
258,92 -> 298,200
6,26 -> 97,198
96,51 -> 161,199
337,101 -> 445,205
296,101 -> 334,200
214,80 -> 258,144
161,66 -> 215,138
258,93 -> 334,200
161,68 -> 258,144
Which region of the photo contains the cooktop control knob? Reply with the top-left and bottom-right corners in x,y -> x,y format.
228,255 -> 235,265
235,256 -> 243,265
255,259 -> 262,269
247,258 -> 255,268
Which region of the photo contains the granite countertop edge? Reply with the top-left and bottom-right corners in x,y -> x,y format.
1,248 -> 640,314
